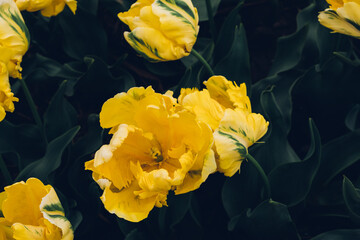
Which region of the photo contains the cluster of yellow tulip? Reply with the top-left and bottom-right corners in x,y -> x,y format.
85,75 -> 269,222
1,0 -> 359,237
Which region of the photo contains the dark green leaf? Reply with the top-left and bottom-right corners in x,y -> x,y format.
342,176 -> 360,222
79,0 -> 98,15
315,130 -> 360,187
214,24 -> 251,90
228,200 -> 300,240
310,229 -> 360,240
192,0 -> 221,21
0,121 -> 45,161
215,2 -> 242,61
254,90 -> 300,173
268,119 -> 321,206
44,81 -> 77,141
15,126 -> 80,181
125,228 -> 146,240
268,26 -> 309,76
222,161 -> 262,218
71,114 -> 103,160
58,9 -> 107,60
158,192 -> 192,232
345,104 -> 360,131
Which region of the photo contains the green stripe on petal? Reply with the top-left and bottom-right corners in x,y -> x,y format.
155,0 -> 195,31
163,0 -> 195,19
42,203 -> 65,214
319,10 -> 360,39
217,130 -> 247,156
0,2 -> 30,44
40,188 -> 74,240
125,31 -> 165,62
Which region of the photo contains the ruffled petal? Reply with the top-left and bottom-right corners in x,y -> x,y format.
178,88 -> 224,130
101,181 -> 166,222
2,178 -> 50,225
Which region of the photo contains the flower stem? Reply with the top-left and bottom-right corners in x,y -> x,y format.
20,78 -> 47,142
0,154 -> 12,184
205,0 -> 216,40
246,153 -> 271,200
190,49 -> 215,76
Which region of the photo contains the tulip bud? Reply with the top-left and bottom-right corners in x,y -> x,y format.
118,0 -> 199,61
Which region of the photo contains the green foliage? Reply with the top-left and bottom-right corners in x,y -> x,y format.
1,0 -> 360,239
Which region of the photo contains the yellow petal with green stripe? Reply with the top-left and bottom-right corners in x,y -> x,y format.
2,178 -> 73,240
118,0 -> 199,61
319,1 -> 360,39
0,0 -> 29,79
214,109 -> 269,177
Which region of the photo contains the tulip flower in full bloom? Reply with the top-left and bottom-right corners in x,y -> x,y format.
318,0 -> 360,39
0,0 -> 29,121
0,178 -> 73,240
118,0 -> 199,61
86,86 -> 216,222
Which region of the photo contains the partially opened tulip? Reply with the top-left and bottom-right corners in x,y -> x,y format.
86,86 -> 216,222
0,0 -> 29,121
318,0 -> 360,39
14,0 -> 77,17
0,178 -> 73,239
178,76 -> 269,177
118,0 -> 199,61
214,108 -> 269,177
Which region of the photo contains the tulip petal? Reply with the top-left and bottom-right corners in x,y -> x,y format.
101,181 -> 166,222
2,178 -> 50,225
100,86 -> 156,129
12,223 -> 48,240
175,123 -> 216,194
214,109 -> 269,177
337,2 -> 360,26
40,188 -> 73,240
204,76 -> 251,112
319,9 -> 360,39
152,0 -> 199,51
179,88 -> 224,131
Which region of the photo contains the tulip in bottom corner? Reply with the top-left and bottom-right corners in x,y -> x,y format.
0,178 -> 73,240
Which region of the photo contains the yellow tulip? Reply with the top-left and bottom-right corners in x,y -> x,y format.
14,0 -> 77,17
214,109 -> 269,177
118,0 -> 199,61
318,0 -> 360,39
178,76 -> 252,131
0,0 -> 29,79
178,76 -> 269,177
0,0 -> 29,121
0,178 -> 73,240
86,86 -> 215,222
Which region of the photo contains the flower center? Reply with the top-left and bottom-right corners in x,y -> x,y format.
150,147 -> 163,163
